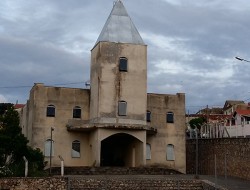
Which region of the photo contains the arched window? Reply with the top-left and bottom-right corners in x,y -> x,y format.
73,106 -> 81,118
146,143 -> 151,160
72,140 -> 80,158
119,57 -> 128,72
47,105 -> 55,117
118,101 -> 127,116
166,112 -> 174,123
44,139 -> 54,157
147,110 -> 151,122
166,144 -> 175,161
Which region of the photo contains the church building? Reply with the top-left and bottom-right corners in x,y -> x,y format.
20,0 -> 186,173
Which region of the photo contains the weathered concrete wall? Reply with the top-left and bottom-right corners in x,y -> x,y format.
21,83 -> 91,167
186,138 -> 250,180
147,93 -> 186,174
90,42 -> 147,125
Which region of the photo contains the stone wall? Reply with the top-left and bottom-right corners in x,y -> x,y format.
69,177 -> 203,190
186,138 -> 250,180
0,177 -> 67,190
0,176 -> 227,190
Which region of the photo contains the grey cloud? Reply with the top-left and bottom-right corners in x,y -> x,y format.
0,36 -> 89,103
0,0 -> 250,113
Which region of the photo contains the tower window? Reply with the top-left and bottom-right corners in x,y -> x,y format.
118,101 -> 127,116
73,106 -> 81,118
47,105 -> 55,117
166,112 -> 174,123
147,111 -> 151,122
119,57 -> 128,72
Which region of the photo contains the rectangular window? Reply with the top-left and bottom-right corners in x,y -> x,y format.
73,106 -> 81,118
44,140 -> 54,157
146,144 -> 151,160
147,111 -> 151,122
47,105 -> 55,117
119,57 -> 128,72
118,101 -> 127,116
167,112 -> 174,123
166,144 -> 175,161
72,140 -> 80,158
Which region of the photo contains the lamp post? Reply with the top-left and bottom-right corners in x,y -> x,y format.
49,127 -> 54,175
235,56 -> 250,62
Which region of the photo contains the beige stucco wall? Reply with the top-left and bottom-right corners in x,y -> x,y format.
24,83 -> 91,167
90,42 -> 147,125
20,83 -> 186,172
146,93 -> 186,173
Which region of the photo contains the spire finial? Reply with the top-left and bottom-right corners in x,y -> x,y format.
114,0 -> 122,6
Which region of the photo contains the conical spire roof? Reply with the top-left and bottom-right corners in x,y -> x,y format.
95,0 -> 145,45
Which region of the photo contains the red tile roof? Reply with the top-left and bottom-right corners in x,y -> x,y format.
14,104 -> 25,109
235,109 -> 250,116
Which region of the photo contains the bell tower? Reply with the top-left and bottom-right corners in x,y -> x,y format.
90,0 -> 147,126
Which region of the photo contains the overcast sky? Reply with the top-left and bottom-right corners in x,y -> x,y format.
1,0 -> 250,113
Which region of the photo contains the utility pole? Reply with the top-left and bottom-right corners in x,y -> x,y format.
195,124 -> 199,179
49,127 -> 54,175
206,105 -> 210,138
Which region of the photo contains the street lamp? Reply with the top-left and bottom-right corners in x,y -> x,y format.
235,56 -> 250,62
49,127 -> 54,175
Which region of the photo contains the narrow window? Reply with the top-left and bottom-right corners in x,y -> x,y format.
118,101 -> 127,116
166,144 -> 175,161
146,143 -> 151,160
119,57 -> 128,72
147,111 -> 151,122
44,139 -> 54,157
166,112 -> 174,123
47,105 -> 55,117
72,140 -> 80,158
73,106 -> 81,118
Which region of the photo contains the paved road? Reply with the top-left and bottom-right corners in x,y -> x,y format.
198,175 -> 250,190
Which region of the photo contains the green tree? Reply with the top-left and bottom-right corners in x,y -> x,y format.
0,103 -> 46,177
189,117 -> 206,129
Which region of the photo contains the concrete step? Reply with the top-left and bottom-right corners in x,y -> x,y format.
51,166 -> 182,175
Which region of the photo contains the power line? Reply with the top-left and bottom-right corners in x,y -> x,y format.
0,85 -> 32,89
0,81 -> 85,89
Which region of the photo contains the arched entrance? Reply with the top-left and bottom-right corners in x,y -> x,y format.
100,133 -> 143,167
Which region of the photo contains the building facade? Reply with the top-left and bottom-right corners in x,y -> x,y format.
20,1 -> 186,173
